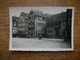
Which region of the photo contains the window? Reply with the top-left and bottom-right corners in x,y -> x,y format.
22,28 -> 25,30
54,19 -> 55,20
36,27 -> 37,30
29,16 -> 31,19
28,27 -> 34,30
21,16 -> 23,18
36,17 -> 38,20
29,21 -> 34,25
25,17 -> 28,19
22,23 -> 25,26
23,19 -> 25,21
42,28 -> 44,31
63,22 -> 66,26
31,33 -> 33,36
13,22 -> 17,27
18,24 -> 20,26
68,19 -> 71,26
47,23 -> 53,27
39,17 -> 43,20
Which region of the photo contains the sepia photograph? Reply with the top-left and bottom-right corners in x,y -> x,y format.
9,7 -> 74,51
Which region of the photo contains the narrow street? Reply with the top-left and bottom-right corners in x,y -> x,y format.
12,38 -> 71,49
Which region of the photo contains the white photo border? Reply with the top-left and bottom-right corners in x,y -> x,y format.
9,7 -> 74,51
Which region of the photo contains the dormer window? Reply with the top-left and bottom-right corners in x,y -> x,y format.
30,11 -> 33,14
21,16 -> 23,18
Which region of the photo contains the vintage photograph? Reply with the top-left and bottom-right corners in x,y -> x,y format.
9,7 -> 74,51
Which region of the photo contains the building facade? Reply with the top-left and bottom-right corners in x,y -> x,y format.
12,9 -> 72,40
46,11 -> 67,38
65,9 -> 72,42
12,16 -> 19,37
35,16 -> 46,37
28,10 -> 46,38
18,12 -> 29,37
46,9 -> 72,41
13,10 -> 46,38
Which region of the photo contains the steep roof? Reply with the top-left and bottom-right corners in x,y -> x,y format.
20,12 -> 28,17
12,16 -> 19,22
46,12 -> 66,23
29,9 -> 44,17
45,14 -> 52,17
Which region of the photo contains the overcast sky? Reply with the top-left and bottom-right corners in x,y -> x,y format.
9,7 -> 74,17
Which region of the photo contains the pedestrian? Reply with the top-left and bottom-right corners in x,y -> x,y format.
38,34 -> 42,39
